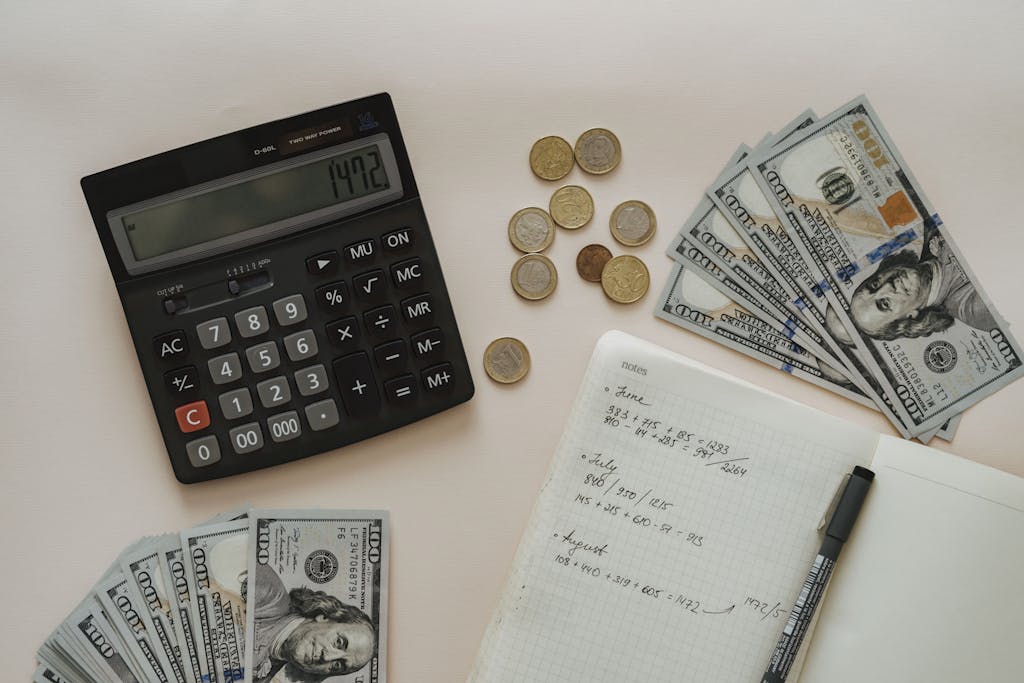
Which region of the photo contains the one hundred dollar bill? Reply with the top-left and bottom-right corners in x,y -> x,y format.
182,519 -> 250,683
746,96 -> 1023,435
243,510 -> 389,683
96,568 -> 177,682
68,600 -> 143,682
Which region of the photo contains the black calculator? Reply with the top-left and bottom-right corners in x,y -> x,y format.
81,93 -> 474,483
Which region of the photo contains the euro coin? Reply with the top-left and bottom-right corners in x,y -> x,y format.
507,207 -> 555,253
529,136 -> 574,181
483,337 -> 531,384
601,254 -> 650,304
549,185 -> 594,230
511,253 -> 558,300
576,244 -> 613,282
610,200 -> 656,246
574,128 -> 621,175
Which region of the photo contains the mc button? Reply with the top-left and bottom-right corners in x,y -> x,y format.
154,330 -> 188,360
175,400 -> 211,433
391,258 -> 423,289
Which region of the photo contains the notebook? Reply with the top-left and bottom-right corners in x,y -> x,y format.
466,331 -> 1024,682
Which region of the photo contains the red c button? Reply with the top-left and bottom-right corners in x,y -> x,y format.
175,400 -> 211,433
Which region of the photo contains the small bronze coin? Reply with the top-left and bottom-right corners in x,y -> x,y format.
483,337 -> 531,384
576,244 -> 613,282
529,136 -> 575,181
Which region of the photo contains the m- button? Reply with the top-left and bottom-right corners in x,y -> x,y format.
175,400 -> 211,433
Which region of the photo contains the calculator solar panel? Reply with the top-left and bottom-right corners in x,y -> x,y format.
81,93 -> 474,483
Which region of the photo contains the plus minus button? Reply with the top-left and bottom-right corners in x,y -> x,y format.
332,352 -> 380,416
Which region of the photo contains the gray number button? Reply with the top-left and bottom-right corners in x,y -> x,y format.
218,388 -> 253,420
186,435 -> 221,468
283,329 -> 318,362
245,341 -> 280,373
235,306 -> 270,338
197,317 -> 232,349
304,399 -> 340,431
267,410 -> 302,443
229,422 -> 264,454
294,364 -> 328,396
208,352 -> 242,385
256,376 -> 291,408
273,294 -> 308,326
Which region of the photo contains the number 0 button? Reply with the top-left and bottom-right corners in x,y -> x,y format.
186,436 -> 221,468
229,422 -> 264,454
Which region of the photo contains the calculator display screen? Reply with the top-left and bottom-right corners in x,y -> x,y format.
107,134 -> 403,274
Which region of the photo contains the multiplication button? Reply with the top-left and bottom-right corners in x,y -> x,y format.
326,316 -> 360,349
304,399 -> 340,431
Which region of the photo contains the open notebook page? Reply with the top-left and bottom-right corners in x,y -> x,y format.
467,331 -> 878,683
797,436 -> 1024,682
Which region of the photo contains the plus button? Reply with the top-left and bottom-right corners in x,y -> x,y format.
351,379 -> 367,395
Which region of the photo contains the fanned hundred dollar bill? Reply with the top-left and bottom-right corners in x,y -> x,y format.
745,96 -> 1022,436
244,510 -> 389,683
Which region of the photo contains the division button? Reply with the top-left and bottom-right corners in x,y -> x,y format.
390,257 -> 424,289
208,352 -> 242,385
218,387 -> 254,420
410,328 -> 445,360
174,400 -> 211,433
304,399 -> 340,431
381,227 -> 414,252
306,250 -> 339,275
272,294 -> 308,326
384,374 -> 418,404
315,281 -> 349,311
364,305 -> 397,337
196,317 -> 231,350
325,316 -> 360,348
229,422 -> 264,454
353,269 -> 387,303
332,352 -> 381,416
422,363 -> 455,393
267,410 -> 302,443
294,364 -> 329,397
164,365 -> 200,395
185,435 -> 221,468
400,294 -> 434,325
154,330 -> 189,360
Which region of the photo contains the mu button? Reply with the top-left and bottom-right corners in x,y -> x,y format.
175,400 -> 211,433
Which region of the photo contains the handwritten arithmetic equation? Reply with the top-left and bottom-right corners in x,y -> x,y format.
601,384 -> 750,478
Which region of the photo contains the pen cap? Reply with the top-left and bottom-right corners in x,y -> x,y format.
825,466 -> 874,542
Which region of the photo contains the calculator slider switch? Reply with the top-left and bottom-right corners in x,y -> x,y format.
227,270 -> 272,295
163,295 -> 189,315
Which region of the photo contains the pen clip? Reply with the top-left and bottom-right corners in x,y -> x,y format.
817,473 -> 850,532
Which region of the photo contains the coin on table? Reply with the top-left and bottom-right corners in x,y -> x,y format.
600,254 -> 650,304
483,337 -> 531,384
511,253 -> 558,300
610,200 -> 656,246
574,128 -> 621,175
529,136 -> 575,181
549,185 -> 594,229
576,244 -> 613,282
507,207 -> 555,253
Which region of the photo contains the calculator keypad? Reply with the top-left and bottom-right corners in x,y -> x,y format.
272,294 -> 308,326
229,422 -> 264,454
197,317 -> 232,349
283,330 -> 318,362
219,388 -> 254,420
246,341 -> 281,373
235,306 -> 270,338
256,376 -> 291,409
209,353 -> 243,385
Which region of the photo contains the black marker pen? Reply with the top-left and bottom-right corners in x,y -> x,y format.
761,466 -> 874,683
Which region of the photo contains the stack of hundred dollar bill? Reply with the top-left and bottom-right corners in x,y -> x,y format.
34,508 -> 388,683
656,95 -> 1023,442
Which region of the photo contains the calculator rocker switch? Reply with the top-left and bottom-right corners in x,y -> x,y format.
82,93 -> 475,484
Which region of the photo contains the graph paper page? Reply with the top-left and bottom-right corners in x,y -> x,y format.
468,331 -> 877,683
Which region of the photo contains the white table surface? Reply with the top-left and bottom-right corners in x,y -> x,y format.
3,1 -> 1023,680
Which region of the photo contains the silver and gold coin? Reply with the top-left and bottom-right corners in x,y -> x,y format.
600,254 -> 650,304
576,244 -> 613,283
483,337 -> 531,384
609,200 -> 656,246
508,207 -> 555,253
574,128 -> 621,175
511,253 -> 558,300
529,136 -> 575,181
549,185 -> 594,230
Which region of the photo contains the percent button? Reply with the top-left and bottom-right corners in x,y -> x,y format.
315,281 -> 349,311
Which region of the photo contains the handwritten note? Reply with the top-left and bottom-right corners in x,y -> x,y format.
468,331 -> 878,683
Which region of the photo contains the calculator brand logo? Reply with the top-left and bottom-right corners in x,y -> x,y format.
304,550 -> 339,584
